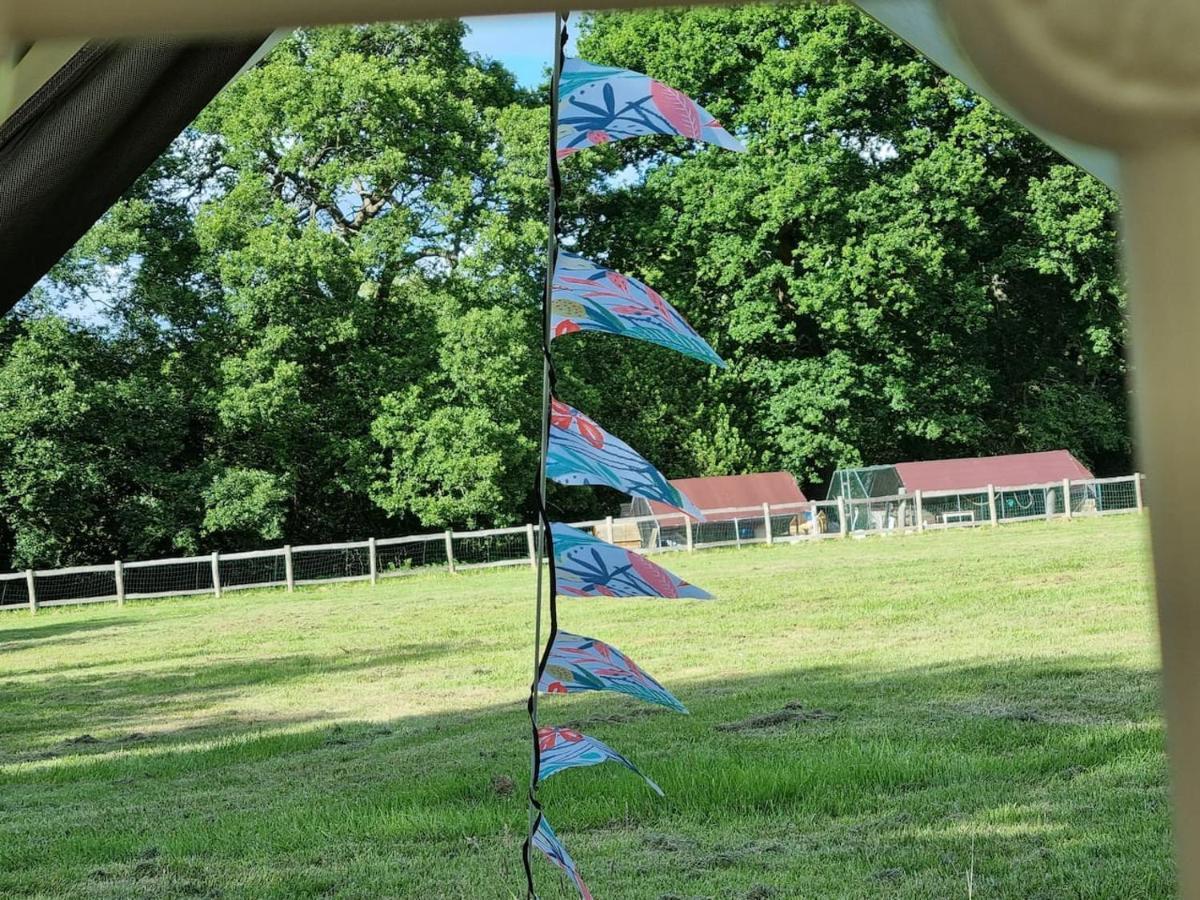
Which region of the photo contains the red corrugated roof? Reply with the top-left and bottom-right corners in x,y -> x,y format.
894,450 -> 1094,492
647,472 -> 807,522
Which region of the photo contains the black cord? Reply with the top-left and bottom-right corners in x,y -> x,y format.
523,12 -> 569,899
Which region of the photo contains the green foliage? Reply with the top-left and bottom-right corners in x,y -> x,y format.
202,468 -> 292,543
0,10 -> 1131,568
0,317 -> 203,567
573,6 -> 1129,482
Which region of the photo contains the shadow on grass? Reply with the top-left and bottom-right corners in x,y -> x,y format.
0,653 -> 1171,898
0,615 -> 131,651
0,643 -> 456,757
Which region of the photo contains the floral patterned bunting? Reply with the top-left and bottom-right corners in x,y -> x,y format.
547,398 -> 704,521
557,58 -> 745,159
525,26 -> 750,898
531,814 -> 593,900
553,522 -> 712,599
538,726 -> 664,795
539,630 -> 687,713
551,251 -> 724,368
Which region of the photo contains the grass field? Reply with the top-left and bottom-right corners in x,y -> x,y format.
0,516 -> 1170,898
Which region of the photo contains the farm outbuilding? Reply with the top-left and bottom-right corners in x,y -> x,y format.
617,472 -> 808,549
828,450 -> 1098,530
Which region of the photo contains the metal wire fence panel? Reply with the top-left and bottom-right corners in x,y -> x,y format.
1089,476 -> 1139,514
376,536 -> 447,576
125,558 -> 213,598
843,495 -> 918,533
923,490 -> 992,528
454,529 -> 530,569
0,474 -> 1150,611
291,545 -> 367,585
646,512 -> 688,552
692,518 -> 739,547
35,568 -> 117,605
1046,485 -> 1066,520
220,552 -> 287,590
766,502 -> 810,541
693,507 -> 768,548
813,500 -> 842,536
996,485 -> 1050,521
0,573 -> 30,608
1069,482 -> 1093,515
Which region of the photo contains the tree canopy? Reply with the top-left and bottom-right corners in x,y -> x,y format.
0,9 -> 1127,569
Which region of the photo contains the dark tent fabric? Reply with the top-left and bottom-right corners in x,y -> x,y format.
0,38 -> 267,315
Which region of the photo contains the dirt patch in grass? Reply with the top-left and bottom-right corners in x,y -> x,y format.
715,701 -> 836,732
565,706 -> 665,730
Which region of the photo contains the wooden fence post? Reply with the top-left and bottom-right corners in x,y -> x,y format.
525,524 -> 537,569
211,551 -> 221,598
685,517 -> 694,552
605,515 -> 614,544
763,503 -> 773,545
1063,478 -> 1073,520
445,530 -> 456,574
1135,472 -> 1145,513
915,490 -> 925,533
284,545 -> 294,592
368,537 -> 377,585
114,560 -> 125,607
25,569 -> 36,614
837,497 -> 848,538
987,484 -> 998,526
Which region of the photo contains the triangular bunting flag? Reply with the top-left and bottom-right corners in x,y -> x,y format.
538,726 -> 664,796
531,814 -> 593,900
553,522 -> 712,599
557,57 -> 746,158
523,19 -> 751,896
551,251 -> 725,367
547,398 -> 704,521
539,630 -> 687,713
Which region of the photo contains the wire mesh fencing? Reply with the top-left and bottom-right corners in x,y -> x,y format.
0,573 -> 30,608
33,566 -> 118,607
375,535 -> 449,575
0,473 -> 1146,613
453,528 -> 535,570
125,556 -> 213,599
290,544 -> 365,586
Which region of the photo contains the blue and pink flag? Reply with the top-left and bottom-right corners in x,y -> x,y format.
552,522 -> 712,599
538,726 -> 664,795
557,58 -> 745,158
531,814 -> 592,900
546,398 -> 704,521
551,251 -> 724,368
539,630 -> 687,713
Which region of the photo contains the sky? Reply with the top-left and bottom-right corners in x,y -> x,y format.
461,14 -> 577,88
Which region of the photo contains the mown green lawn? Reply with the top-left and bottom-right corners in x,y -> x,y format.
0,516 -> 1170,898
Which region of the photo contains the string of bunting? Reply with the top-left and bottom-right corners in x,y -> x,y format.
523,13 -> 747,897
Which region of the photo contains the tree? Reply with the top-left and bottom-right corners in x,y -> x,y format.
0,10 -> 1131,569
0,316 -> 203,567
571,6 -> 1129,485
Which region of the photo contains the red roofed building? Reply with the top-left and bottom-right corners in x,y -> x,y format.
893,450 -> 1094,493
616,472 -> 808,549
828,450 -> 1097,530
645,471 -> 807,521
827,450 -> 1093,500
